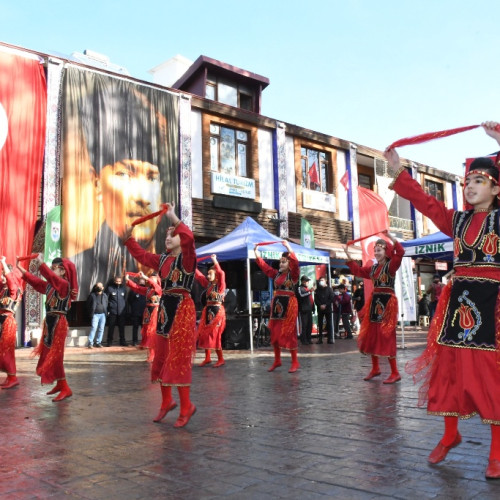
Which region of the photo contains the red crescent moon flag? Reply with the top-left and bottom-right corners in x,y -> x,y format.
308,161 -> 320,185
357,187 -> 390,298
340,171 -> 349,190
0,52 -> 46,264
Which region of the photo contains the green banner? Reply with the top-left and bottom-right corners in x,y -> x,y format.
300,218 -> 317,280
301,218 -> 315,249
44,205 -> 62,262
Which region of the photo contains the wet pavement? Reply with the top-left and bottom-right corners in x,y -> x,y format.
1,327 -> 500,499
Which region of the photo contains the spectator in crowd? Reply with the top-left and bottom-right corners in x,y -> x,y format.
417,292 -> 430,321
297,275 -> 315,345
127,275 -> 147,347
86,282 -> 107,348
314,277 -> 334,344
333,284 -> 353,339
352,280 -> 365,314
426,274 -> 444,320
105,275 -> 128,346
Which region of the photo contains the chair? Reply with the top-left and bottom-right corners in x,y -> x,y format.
419,316 -> 429,327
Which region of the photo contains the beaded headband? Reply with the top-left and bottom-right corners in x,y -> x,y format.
466,170 -> 499,186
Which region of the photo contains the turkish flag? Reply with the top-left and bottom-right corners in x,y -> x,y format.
357,187 -> 390,298
0,50 -> 46,264
340,171 -> 349,190
308,161 -> 320,185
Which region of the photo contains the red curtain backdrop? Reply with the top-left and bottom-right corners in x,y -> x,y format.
0,51 -> 46,265
357,187 -> 390,297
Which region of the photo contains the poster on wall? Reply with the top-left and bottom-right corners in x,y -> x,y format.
0,49 -> 46,265
61,67 -> 180,299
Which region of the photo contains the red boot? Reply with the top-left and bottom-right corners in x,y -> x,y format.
146,348 -> 155,363
153,385 -> 177,422
363,355 -> 381,380
1,375 -> 19,389
428,416 -> 460,464
213,349 -> 225,368
383,357 -> 401,384
199,349 -> 212,367
174,386 -> 196,428
52,379 -> 72,402
268,345 -> 282,372
288,349 -> 300,373
46,380 -> 63,395
486,424 -> 500,479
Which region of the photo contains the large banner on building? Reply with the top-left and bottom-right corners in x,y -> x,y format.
0,49 -> 46,264
61,67 -> 179,299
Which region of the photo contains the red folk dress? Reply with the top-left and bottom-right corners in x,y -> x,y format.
126,276 -> 162,349
255,253 -> 300,350
23,264 -> 72,385
347,241 -> 404,358
195,263 -> 226,350
125,222 -> 197,387
0,272 -> 23,376
392,169 -> 500,424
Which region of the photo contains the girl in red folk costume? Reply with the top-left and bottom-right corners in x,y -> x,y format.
123,202 -> 197,428
196,254 -> 226,368
384,121 -> 500,480
254,240 -> 300,373
17,255 -> 78,402
0,257 -> 23,389
125,271 -> 162,363
344,230 -> 404,384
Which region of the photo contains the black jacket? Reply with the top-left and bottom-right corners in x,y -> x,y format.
297,284 -> 315,313
352,287 -> 365,312
314,285 -> 334,312
87,291 -> 108,316
128,290 -> 147,317
106,283 -> 127,315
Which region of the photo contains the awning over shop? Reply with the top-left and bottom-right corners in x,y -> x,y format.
401,231 -> 453,260
314,240 -> 362,263
196,217 -> 329,264
195,217 -> 329,352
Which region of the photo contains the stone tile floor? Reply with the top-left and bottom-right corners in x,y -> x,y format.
1,328 -> 499,499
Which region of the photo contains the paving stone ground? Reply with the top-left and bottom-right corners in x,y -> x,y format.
1,327 -> 499,499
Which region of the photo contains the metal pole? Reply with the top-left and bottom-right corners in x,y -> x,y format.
247,256 -> 254,353
328,260 -> 334,344
399,313 -> 406,349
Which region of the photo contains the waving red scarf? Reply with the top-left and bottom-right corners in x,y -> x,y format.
387,125 -> 480,150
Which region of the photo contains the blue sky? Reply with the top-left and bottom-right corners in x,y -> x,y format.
2,0 -> 499,175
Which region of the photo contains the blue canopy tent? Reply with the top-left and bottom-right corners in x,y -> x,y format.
401,231 -> 454,260
196,217 -> 330,351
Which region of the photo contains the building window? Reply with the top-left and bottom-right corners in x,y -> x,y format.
205,74 -> 255,111
205,82 -> 216,100
424,179 -> 444,201
301,147 -> 331,192
358,173 -> 372,190
210,124 -> 248,177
